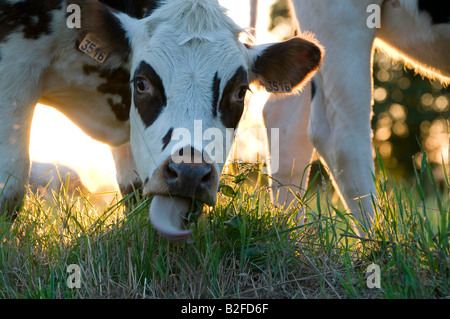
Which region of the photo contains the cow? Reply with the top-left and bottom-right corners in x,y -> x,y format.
0,0 -> 322,241
262,0 -> 450,236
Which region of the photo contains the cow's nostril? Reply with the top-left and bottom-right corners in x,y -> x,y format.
201,168 -> 212,184
165,162 -> 178,180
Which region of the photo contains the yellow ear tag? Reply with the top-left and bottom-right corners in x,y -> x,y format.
78,33 -> 109,63
265,81 -> 292,93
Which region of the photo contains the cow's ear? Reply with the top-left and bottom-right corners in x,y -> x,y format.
69,0 -> 134,68
249,36 -> 323,92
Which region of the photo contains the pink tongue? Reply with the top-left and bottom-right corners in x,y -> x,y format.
149,195 -> 192,242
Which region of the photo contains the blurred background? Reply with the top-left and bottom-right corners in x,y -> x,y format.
29,0 -> 449,196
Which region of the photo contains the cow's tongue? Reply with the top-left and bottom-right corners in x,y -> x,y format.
149,195 -> 192,242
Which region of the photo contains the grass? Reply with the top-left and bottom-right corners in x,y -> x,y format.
0,155 -> 449,299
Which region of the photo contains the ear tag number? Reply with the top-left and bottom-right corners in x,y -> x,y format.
265,81 -> 292,93
78,33 -> 109,63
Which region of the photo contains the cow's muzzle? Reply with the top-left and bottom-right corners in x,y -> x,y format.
143,147 -> 219,242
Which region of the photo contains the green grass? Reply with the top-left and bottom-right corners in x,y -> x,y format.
0,157 -> 449,299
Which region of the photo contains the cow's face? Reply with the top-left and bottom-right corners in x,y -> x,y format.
125,10 -> 251,202
73,0 -> 322,241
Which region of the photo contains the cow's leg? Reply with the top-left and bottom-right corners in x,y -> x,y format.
0,101 -> 35,220
292,0 -> 382,235
310,72 -> 376,236
0,87 -> 37,219
263,84 -> 314,211
0,36 -> 50,220
111,143 -> 142,198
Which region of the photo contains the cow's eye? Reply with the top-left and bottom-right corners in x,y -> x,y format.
234,86 -> 248,102
135,77 -> 151,93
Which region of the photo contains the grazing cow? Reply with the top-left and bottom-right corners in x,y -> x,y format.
263,0 -> 450,235
0,0 -> 322,240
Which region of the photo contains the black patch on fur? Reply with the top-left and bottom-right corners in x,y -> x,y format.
133,61 -> 167,127
252,37 -> 322,90
418,0 -> 450,25
219,66 -> 248,129
83,64 -> 131,122
211,72 -> 221,117
311,78 -> 317,101
0,0 -> 63,42
100,0 -> 161,18
162,128 -> 173,151
98,1 -> 131,62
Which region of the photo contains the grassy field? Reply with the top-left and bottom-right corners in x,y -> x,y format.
0,156 -> 449,299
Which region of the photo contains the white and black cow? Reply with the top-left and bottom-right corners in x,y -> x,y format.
0,0 -> 322,240
263,0 -> 450,235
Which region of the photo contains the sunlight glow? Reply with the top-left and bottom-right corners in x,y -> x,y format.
30,105 -> 118,193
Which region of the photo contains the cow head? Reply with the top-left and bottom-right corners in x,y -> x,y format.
71,0 -> 322,241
